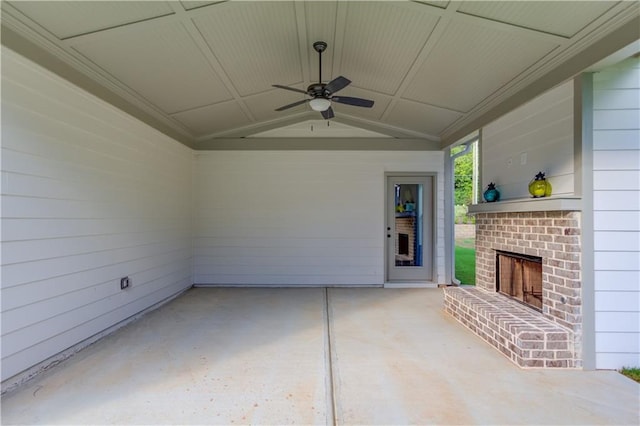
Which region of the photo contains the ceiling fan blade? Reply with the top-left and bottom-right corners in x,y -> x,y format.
272,84 -> 308,95
324,76 -> 351,94
331,96 -> 374,108
275,99 -> 309,111
321,106 -> 335,120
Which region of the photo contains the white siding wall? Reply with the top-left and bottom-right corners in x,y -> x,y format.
193,151 -> 444,286
1,48 -> 193,381
592,57 -> 640,369
482,81 -> 575,199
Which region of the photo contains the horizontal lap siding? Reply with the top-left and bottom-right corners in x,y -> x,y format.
193,151 -> 444,286
592,57 -> 640,369
482,80 -> 574,199
1,49 -> 193,381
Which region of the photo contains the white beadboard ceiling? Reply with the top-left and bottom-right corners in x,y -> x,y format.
1,1 -> 638,149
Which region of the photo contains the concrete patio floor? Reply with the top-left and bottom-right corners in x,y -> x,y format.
1,288 -> 638,425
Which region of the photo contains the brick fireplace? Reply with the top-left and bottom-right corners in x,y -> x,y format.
445,209 -> 582,368
396,215 -> 416,265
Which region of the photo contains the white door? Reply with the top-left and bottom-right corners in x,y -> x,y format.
386,175 -> 433,282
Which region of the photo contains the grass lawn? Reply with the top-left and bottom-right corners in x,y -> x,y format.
455,245 -> 476,285
620,367 -> 640,383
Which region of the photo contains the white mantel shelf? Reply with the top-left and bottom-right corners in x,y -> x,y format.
468,196 -> 582,214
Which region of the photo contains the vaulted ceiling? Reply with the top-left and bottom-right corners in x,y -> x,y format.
2,1 -> 639,149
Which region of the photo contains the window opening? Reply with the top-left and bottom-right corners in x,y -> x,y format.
452,139 -> 478,285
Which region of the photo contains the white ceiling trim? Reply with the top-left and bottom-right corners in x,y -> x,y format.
248,119 -> 393,138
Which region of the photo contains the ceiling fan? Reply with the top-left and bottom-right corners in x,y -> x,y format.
273,41 -> 374,119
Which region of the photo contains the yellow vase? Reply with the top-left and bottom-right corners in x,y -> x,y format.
529,172 -> 552,198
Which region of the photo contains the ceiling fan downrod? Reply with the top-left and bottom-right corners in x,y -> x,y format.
313,41 -> 327,85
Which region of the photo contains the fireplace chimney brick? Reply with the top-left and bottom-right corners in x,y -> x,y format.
555,235 -> 580,245
556,252 -> 579,261
555,269 -> 580,280
547,243 -> 564,251
531,350 -> 555,358
518,332 -> 544,340
548,275 -> 565,285
546,360 -> 568,367
554,218 -> 579,227
548,259 -> 565,268
520,341 -> 545,349
554,285 -> 580,297
564,279 -> 581,289
546,227 -> 563,235
564,244 -> 581,253
564,227 -> 580,235
546,292 -> 564,303
555,351 -> 574,359
539,249 -> 554,258
546,341 -> 568,350
546,332 -> 568,340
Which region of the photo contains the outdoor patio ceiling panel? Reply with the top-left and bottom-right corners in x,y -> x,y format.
385,100 -> 464,137
340,2 -> 439,95
403,20 -> 559,112
457,1 -> 617,38
73,22 -> 233,115
244,89 -> 308,122
171,100 -> 250,137
192,2 -> 302,97
6,1 -> 173,39
2,1 -> 637,143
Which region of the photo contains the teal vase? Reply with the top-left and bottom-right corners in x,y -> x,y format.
483,182 -> 500,202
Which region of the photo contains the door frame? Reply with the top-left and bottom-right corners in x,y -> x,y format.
384,172 -> 437,287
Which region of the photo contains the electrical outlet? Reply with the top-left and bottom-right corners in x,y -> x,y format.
120,276 -> 130,290
520,152 -> 527,165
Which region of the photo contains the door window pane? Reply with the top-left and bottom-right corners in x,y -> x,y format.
394,184 -> 423,267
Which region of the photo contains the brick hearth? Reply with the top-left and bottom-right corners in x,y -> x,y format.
445,210 -> 582,368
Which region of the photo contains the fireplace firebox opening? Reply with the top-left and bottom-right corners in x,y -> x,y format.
496,250 -> 543,311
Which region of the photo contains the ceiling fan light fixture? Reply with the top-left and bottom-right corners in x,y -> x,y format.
309,97 -> 331,112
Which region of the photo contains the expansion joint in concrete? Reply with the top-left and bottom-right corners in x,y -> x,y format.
324,288 -> 338,426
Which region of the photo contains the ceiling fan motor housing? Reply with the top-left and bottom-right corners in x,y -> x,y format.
307,83 -> 327,98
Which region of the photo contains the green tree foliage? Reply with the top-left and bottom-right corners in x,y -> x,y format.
453,146 -> 474,206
